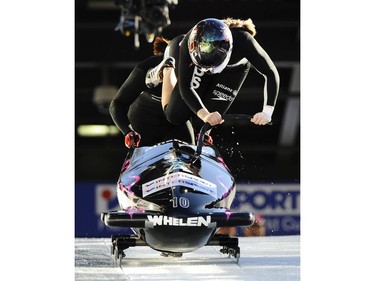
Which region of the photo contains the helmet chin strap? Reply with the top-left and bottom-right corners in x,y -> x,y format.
200,67 -> 212,73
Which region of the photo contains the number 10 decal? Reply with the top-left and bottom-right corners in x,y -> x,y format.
172,197 -> 190,208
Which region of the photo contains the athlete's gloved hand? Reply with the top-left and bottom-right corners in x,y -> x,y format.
124,131 -> 141,148
251,106 -> 274,125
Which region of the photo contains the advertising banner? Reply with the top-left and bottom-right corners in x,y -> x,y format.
233,183 -> 300,236
75,182 -> 130,237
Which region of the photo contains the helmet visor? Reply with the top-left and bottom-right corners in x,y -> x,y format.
198,40 -> 231,69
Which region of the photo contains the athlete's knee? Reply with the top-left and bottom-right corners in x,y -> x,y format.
163,105 -> 185,125
163,105 -> 175,124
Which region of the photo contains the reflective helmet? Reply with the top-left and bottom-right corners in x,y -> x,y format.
188,18 -> 233,74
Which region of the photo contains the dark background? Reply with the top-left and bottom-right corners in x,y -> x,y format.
75,0 -> 300,184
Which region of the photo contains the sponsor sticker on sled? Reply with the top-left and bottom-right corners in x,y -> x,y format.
142,172 -> 217,197
146,215 -> 215,227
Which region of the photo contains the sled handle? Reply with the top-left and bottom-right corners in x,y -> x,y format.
195,122 -> 212,156
195,114 -> 272,156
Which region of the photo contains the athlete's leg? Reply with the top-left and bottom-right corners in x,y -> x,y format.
161,67 -> 177,109
162,81 -> 194,125
159,35 -> 183,114
145,34 -> 184,89
128,91 -> 195,146
164,120 -> 195,145
159,35 -> 198,125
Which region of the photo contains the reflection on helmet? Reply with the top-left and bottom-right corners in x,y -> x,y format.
188,18 -> 233,74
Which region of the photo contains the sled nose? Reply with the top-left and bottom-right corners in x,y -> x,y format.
101,210 -> 254,228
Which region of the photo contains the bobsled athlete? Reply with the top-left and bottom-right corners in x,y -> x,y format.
109,37 -> 195,148
146,18 -> 280,130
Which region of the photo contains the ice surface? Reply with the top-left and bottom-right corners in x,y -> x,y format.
75,235 -> 300,281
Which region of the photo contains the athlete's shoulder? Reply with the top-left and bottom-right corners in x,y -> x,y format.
169,34 -> 187,45
230,28 -> 254,43
136,55 -> 163,71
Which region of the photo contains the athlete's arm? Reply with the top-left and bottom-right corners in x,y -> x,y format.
242,32 -> 279,107
177,34 -> 206,113
109,66 -> 146,135
177,34 -> 222,125
239,31 -> 280,124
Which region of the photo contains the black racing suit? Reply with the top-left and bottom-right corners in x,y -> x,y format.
164,28 -> 280,131
109,55 -> 194,146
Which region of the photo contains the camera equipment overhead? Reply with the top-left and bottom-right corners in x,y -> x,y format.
114,0 -> 178,48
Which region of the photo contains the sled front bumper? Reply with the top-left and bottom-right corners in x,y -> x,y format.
101,210 -> 254,228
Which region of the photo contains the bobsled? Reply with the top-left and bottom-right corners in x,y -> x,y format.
101,115 -> 255,263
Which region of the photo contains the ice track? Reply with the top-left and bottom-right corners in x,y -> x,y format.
75,235 -> 300,281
